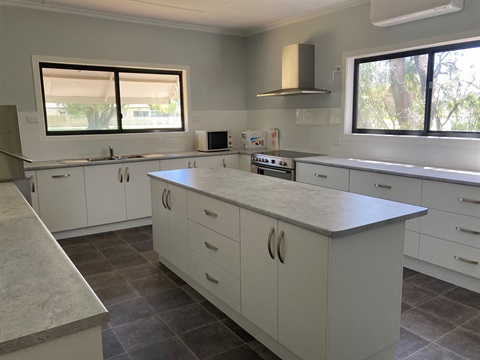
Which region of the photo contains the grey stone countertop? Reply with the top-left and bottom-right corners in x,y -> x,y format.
148,167 -> 428,238
0,182 -> 109,355
296,156 -> 480,187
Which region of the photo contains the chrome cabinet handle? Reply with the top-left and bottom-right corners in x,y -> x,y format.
205,241 -> 219,251
52,174 -> 70,178
454,255 -> 479,265
161,188 -> 167,209
458,197 -> 480,205
188,161 -> 192,168
118,167 -> 123,183
267,227 -> 275,260
277,230 -> 285,264
204,209 -> 218,218
125,167 -> 130,182
205,273 -> 219,284
166,189 -> 171,210
28,175 -> 35,193
374,183 -> 391,189
314,173 -> 327,178
223,159 -> 227,167
456,227 -> 480,236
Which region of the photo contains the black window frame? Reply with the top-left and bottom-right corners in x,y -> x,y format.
352,40 -> 480,138
39,62 -> 186,136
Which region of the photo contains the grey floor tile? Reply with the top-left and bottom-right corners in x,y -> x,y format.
100,244 -> 138,259
405,274 -> 457,295
95,282 -> 140,306
107,298 -> 155,327
88,231 -> 118,240
145,287 -> 195,313
181,284 -> 206,302
130,274 -> 177,297
401,308 -> 457,341
153,261 -> 171,273
90,236 -> 126,250
247,340 -> 281,360
119,232 -> 152,244
165,270 -> 187,286
61,242 -> 97,255
130,239 -> 153,252
57,236 -> 89,247
107,353 -> 132,360
206,344 -> 264,360
114,227 -> 146,237
160,303 -> 216,334
395,328 -> 430,360
437,327 -> 480,360
114,315 -> 175,351
462,315 -> 480,335
138,225 -> 152,234
199,300 -> 228,320
221,319 -> 255,343
179,322 -> 244,360
102,329 -> 126,359
75,259 -> 115,276
403,268 -> 419,280
402,283 -> 438,307
129,336 -> 197,360
443,287 -> 480,311
140,250 -> 159,262
69,249 -> 105,265
418,296 -> 479,326
402,302 -> 413,313
118,263 -> 162,282
109,253 -> 148,269
405,343 -> 467,360
85,271 -> 128,291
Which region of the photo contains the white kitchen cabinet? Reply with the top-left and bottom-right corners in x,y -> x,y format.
151,179 -> 188,273
240,208 -> 328,359
296,162 -> 349,191
24,170 -> 40,215
85,161 -> 159,226
160,156 -> 221,170
36,167 -> 88,232
239,154 -> 251,172
221,154 -> 240,169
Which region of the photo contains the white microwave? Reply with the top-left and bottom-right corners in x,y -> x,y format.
195,130 -> 232,152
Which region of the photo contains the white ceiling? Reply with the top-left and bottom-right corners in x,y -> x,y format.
3,0 -> 360,36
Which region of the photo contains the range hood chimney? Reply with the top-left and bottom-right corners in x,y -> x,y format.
257,44 -> 330,97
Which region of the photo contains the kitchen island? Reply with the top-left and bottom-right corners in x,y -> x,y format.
149,167 -> 428,360
0,182 -> 108,359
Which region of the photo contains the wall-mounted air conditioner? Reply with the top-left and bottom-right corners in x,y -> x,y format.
371,0 -> 464,27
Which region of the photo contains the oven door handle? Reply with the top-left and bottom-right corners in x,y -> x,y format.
257,166 -> 289,174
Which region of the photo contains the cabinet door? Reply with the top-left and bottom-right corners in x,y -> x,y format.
25,170 -> 40,215
239,154 -> 251,172
240,208 -> 278,339
221,154 -> 240,169
277,221 -> 328,360
161,158 -> 190,170
193,156 -> 221,168
124,161 -> 159,219
151,179 -> 170,260
84,164 -> 126,226
36,167 -> 88,232
167,184 -> 188,273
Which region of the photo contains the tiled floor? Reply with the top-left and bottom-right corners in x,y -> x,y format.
59,226 -> 480,360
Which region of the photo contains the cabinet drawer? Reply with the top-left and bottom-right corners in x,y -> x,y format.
187,191 -> 240,241
296,163 -> 349,191
422,180 -> 480,218
189,250 -> 240,312
419,235 -> 479,278
404,230 -> 420,258
188,220 -> 240,277
420,209 -> 480,249
349,170 -> 422,205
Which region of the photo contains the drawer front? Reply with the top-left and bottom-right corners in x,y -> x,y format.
404,230 -> 420,258
188,191 -> 240,241
419,235 -> 479,278
189,250 -> 240,312
349,170 -> 422,205
188,220 -> 240,277
420,209 -> 480,249
296,163 -> 349,191
422,180 -> 480,218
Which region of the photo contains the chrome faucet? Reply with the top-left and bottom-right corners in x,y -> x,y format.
108,146 -> 115,159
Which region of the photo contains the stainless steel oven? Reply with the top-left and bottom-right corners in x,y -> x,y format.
251,150 -> 321,181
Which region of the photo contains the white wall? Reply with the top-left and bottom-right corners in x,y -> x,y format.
246,1 -> 480,171
0,6 -> 248,160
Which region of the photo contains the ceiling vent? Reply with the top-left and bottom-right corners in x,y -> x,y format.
371,0 -> 464,27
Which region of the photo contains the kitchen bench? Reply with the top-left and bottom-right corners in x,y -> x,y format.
148,167 -> 427,360
0,182 -> 109,359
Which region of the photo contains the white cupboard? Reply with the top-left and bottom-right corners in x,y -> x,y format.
35,167 -> 88,232
296,163 -> 349,191
160,156 -> 221,170
24,170 -> 40,215
221,154 -> 240,169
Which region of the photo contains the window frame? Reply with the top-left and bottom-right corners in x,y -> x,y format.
352,40 -> 480,138
39,62 -> 186,136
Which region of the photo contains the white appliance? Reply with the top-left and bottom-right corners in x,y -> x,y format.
195,130 -> 232,152
371,0 -> 464,27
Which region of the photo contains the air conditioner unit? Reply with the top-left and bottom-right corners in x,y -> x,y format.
371,0 -> 464,27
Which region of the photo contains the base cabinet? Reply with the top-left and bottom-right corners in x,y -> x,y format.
24,170 -> 40,215
160,156 -> 221,170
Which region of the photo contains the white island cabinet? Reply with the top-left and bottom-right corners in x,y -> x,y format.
149,168 -> 427,360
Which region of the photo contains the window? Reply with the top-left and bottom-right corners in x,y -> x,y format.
39,62 -> 185,135
352,40 -> 480,138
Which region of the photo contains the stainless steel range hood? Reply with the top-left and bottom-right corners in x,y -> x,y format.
257,44 -> 330,97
